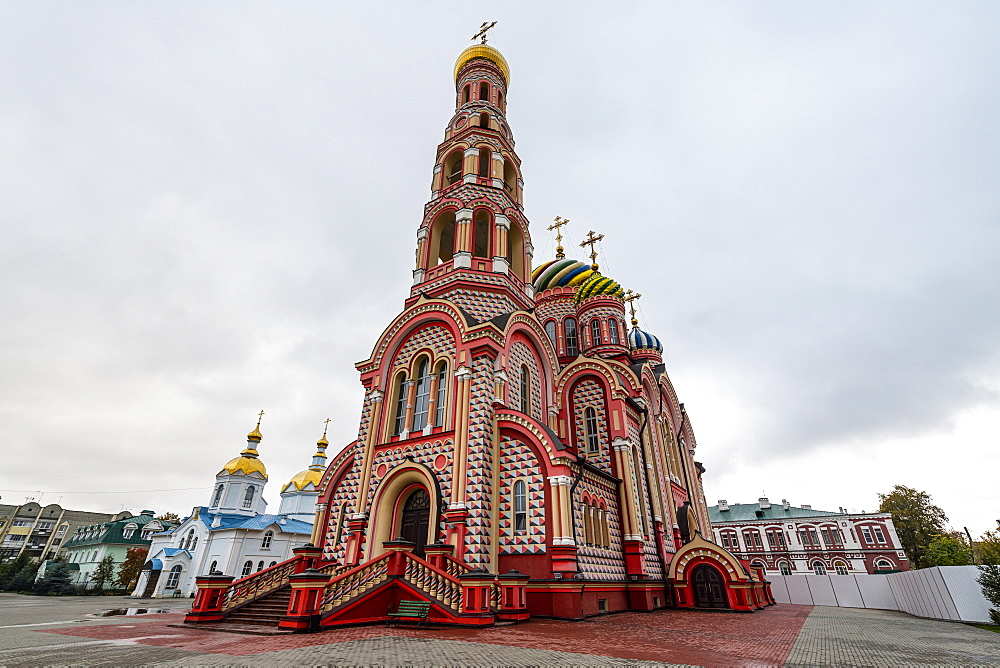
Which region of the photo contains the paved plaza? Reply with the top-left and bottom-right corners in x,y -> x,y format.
1,594 -> 998,666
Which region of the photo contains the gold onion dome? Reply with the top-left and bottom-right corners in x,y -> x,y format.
574,272 -> 625,304
222,453 -> 267,478
286,467 -> 323,491
454,44 -> 510,84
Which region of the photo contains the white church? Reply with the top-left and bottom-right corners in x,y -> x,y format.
132,419 -> 326,598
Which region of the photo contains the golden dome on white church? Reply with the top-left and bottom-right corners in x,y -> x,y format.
454,44 -> 510,83
220,413 -> 268,478
283,424 -> 330,491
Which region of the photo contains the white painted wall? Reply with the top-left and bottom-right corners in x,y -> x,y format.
768,566 -> 993,623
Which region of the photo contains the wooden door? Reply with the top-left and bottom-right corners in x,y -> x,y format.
400,489 -> 431,558
692,564 -> 728,608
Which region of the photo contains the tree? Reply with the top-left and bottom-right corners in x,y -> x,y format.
156,512 -> 180,523
975,529 -> 1000,566
90,555 -> 117,592
34,561 -> 76,596
0,553 -> 39,592
925,534 -> 972,567
115,547 -> 148,590
878,485 -> 948,569
978,564 -> 1000,626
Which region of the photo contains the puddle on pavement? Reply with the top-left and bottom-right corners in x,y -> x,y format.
95,608 -> 173,617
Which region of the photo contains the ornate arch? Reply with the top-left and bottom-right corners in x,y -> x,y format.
366,459 -> 443,560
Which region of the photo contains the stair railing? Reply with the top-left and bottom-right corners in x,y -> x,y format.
320,553 -> 391,612
401,551 -> 464,612
221,558 -> 300,611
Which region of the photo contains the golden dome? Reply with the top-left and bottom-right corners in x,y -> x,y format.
285,468 -> 323,491
221,454 -> 268,478
247,426 -> 262,441
454,44 -> 510,84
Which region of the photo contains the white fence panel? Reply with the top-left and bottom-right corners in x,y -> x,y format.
784,574 -> 814,605
829,574 -> 865,608
935,566 -> 992,624
805,574 -> 838,606
769,574 -> 791,604
850,573 -> 899,610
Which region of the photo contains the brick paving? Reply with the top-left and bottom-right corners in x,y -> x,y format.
5,593 -> 999,666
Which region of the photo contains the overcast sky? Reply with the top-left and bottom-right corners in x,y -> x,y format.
2,3 -> 997,536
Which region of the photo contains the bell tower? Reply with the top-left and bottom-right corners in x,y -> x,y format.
410,33 -> 533,319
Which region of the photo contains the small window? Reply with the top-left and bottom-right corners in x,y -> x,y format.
392,373 -> 407,436
590,319 -> 602,346
875,558 -> 894,571
257,560 -> 264,572
544,321 -> 557,348
608,319 -> 619,345
564,318 -> 578,356
873,526 -> 886,543
412,358 -> 432,431
462,85 -> 470,104
513,480 -> 527,533
584,407 -> 599,453
434,364 -> 447,427
834,561 -> 849,575
269,561 -> 277,568
477,147 -> 491,178
479,81 -> 489,100
212,484 -> 224,507
122,524 -> 137,540
779,562 -> 792,575
812,561 -> 827,575
473,210 -> 490,257
209,560 -> 218,574
243,485 -> 256,509
261,530 -> 273,550
241,561 -> 253,577
861,527 -> 873,544
479,112 -> 489,129
165,564 -> 183,589
445,151 -> 464,185
519,365 -> 530,414
497,90 -> 503,109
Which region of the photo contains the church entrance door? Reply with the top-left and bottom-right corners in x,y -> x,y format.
692,564 -> 728,608
399,488 -> 431,558
141,567 -> 161,598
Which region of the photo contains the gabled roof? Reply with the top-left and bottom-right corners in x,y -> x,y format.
190,508 -> 312,535
708,503 -> 838,523
62,512 -> 177,549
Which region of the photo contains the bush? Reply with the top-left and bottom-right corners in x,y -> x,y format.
34,562 -> 76,596
978,564 -> 1000,626
990,609 -> 1000,626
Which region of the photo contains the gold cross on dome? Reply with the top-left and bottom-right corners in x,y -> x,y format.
623,289 -> 642,327
579,230 -> 605,271
256,409 -> 265,428
322,417 -> 331,438
548,216 -> 569,259
472,21 -> 498,45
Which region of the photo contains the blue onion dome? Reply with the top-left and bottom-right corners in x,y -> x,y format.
532,258 -> 596,292
628,327 -> 663,353
573,272 -> 625,304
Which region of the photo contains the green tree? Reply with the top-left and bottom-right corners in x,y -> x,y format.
976,529 -> 1000,566
90,555 -> 116,592
925,534 -> 973,566
34,561 -> 76,596
978,564 -> 1000,626
1,553 -> 40,591
878,485 -> 948,568
115,547 -> 148,589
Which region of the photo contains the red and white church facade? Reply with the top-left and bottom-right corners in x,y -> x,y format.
186,40 -> 772,631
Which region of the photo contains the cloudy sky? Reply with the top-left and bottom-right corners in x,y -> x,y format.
2,3 -> 997,536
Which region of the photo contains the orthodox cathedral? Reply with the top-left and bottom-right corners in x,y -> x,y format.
186,38 -> 771,630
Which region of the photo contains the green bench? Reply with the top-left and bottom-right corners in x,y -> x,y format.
386,600 -> 432,629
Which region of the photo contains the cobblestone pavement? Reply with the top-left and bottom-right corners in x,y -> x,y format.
6,593 -> 998,666
785,605 -> 1000,667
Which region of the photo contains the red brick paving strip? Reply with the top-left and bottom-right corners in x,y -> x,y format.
42,605 -> 813,665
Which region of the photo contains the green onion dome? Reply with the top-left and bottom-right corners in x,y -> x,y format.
574,272 -> 625,303
532,259 -> 596,292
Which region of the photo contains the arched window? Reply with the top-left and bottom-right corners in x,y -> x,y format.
257,560 -> 264,572
184,529 -> 195,550
779,561 -> 793,575
584,407 -> 599,453
503,159 -> 516,193
590,319 -> 602,346
241,561 -> 252,577
243,485 -> 256,509
519,365 -> 530,414
434,363 -> 448,427
212,484 -> 224,507
812,561 -> 827,575
875,558 -> 894,571
513,480 -> 527,533
544,321 -> 557,348
392,373 -> 407,436
209,560 -> 217,573
444,150 -> 464,186
411,358 -> 432,431
497,90 -> 503,109
269,561 -> 277,568
191,536 -> 198,551
122,524 -> 137,539
165,564 -> 183,589
608,319 -> 620,345
462,85 -> 470,104
479,81 -> 489,100
479,112 -> 489,129
473,210 -> 490,258
834,561 -> 849,575
477,147 -> 491,178
261,530 -> 273,549
564,318 -> 578,356
334,502 -> 348,548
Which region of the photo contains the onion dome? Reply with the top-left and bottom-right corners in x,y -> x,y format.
532,259 -> 595,292
221,415 -> 268,478
285,426 -> 330,491
628,327 -> 663,353
574,272 -> 625,303
454,44 -> 510,84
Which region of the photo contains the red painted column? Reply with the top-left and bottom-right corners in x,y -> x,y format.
496,569 -> 530,622
458,569 -> 496,625
184,572 -> 235,623
278,568 -> 333,631
423,543 -> 455,570
292,544 -> 323,573
383,538 -> 416,577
